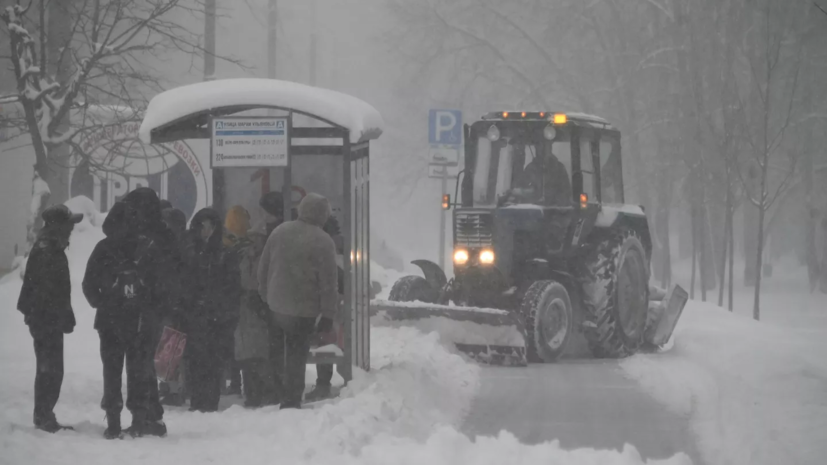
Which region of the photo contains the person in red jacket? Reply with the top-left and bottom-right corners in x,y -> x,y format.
17,205 -> 82,432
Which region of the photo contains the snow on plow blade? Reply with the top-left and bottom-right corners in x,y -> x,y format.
370,300 -> 527,366
643,284 -> 689,348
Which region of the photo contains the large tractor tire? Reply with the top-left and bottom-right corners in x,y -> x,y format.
519,280 -> 573,363
581,229 -> 650,358
388,276 -> 439,303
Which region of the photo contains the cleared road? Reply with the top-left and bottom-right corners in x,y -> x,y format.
462,360 -> 703,463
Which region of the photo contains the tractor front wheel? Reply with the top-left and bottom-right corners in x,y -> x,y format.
520,280 -> 573,363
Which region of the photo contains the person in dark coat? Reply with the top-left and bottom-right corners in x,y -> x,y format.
260,190 -> 298,236
158,207 -> 189,406
83,189 -> 169,439
258,193 -> 338,409
182,208 -> 242,412
17,204 -> 82,432
305,215 -> 345,402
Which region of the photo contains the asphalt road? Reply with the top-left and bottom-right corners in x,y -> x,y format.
461,361 -> 703,464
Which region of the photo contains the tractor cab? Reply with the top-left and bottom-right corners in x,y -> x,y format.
453,112 -> 630,290
462,112 -> 624,210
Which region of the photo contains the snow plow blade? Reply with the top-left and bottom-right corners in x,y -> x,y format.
643,284 -> 689,349
370,300 -> 527,366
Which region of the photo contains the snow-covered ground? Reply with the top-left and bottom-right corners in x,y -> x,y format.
623,259 -> 827,465
0,198 -> 688,465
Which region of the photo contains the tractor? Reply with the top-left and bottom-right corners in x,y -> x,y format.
382,111 -> 687,363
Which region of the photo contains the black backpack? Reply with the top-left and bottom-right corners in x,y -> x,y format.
109,236 -> 154,310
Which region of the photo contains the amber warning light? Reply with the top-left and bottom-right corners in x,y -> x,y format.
580,193 -> 589,209
553,113 -> 568,124
442,194 -> 451,210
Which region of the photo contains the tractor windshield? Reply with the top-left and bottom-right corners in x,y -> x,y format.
473,135 -> 572,207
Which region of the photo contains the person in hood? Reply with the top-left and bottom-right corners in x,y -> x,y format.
233,221 -> 275,408
182,208 -> 242,412
158,206 -> 189,406
83,190 -> 169,439
17,204 -> 82,433
305,215 -> 345,402
260,191 -> 298,236
121,191 -> 182,430
258,193 -> 338,409
219,206 -> 251,396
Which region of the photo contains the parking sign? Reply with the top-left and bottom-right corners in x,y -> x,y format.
429,109 -> 462,146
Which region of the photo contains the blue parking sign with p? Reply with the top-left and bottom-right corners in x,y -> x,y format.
429,109 -> 462,145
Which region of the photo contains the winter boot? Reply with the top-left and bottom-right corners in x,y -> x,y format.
34,412 -> 72,433
103,413 -> 122,440
143,419 -> 167,437
304,385 -> 332,402
124,411 -> 146,438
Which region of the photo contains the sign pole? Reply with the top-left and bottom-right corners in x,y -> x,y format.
439,167 -> 447,270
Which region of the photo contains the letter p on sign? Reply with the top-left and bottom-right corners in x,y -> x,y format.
429,109 -> 462,146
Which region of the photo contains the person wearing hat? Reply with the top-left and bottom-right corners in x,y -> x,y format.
233,221 -> 276,407
259,190 -> 298,236
258,193 -> 338,409
17,204 -> 82,432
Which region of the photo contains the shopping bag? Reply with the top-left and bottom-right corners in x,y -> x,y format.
154,326 -> 187,382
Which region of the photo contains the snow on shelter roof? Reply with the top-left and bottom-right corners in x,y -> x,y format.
139,78 -> 384,144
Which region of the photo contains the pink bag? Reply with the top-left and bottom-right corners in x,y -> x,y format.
154,327 -> 187,382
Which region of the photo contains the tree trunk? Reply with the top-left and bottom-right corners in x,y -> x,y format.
743,170 -> 760,286
728,204 -> 735,311
753,165 -> 769,321
690,205 -> 697,299
718,181 -> 732,306
718,199 -> 730,307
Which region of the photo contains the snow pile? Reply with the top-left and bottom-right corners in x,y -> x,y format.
139,78 -> 384,144
1,202 -> 688,465
64,196 -> 107,229
622,300 -> 827,465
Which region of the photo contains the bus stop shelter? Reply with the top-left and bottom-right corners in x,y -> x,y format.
139,78 -> 384,381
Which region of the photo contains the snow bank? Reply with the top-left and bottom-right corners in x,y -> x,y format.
622,300 -> 827,465
64,196 -> 107,229
139,78 -> 384,144
1,203 -> 687,465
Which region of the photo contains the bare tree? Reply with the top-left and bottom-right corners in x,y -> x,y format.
727,0 -> 809,319
1,0 -> 240,248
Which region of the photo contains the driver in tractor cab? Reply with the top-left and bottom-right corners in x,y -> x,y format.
524,149 -> 571,206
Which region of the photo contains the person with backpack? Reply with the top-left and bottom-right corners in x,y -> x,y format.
83,190 -> 168,439
17,204 -> 83,433
181,208 -> 242,412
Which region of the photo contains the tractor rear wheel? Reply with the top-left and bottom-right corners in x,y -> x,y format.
519,280 -> 573,363
581,229 -> 650,358
388,276 -> 439,303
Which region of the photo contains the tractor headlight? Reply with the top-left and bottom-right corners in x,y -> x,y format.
479,249 -> 495,265
487,124 -> 501,141
453,249 -> 470,265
